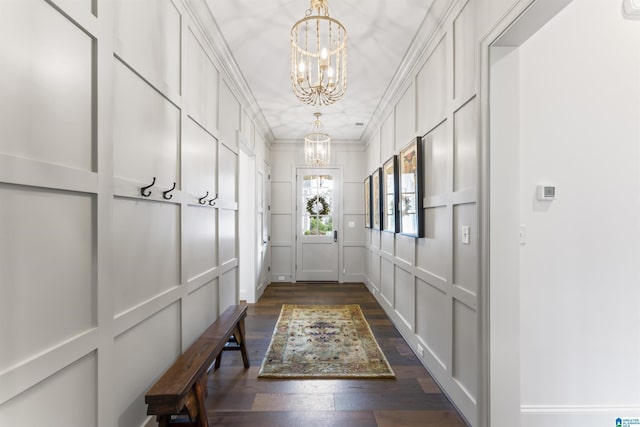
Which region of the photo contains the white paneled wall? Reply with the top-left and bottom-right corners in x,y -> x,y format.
0,0 -> 269,426
362,0 -> 479,423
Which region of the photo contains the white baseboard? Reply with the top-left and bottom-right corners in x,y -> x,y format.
521,406 -> 640,427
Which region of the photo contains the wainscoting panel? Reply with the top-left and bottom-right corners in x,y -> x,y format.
454,98 -> 477,192
0,185 -> 95,372
453,0 -> 476,102
113,197 -> 180,316
452,299 -> 478,402
112,58 -> 180,187
453,203 -> 478,296
0,352 -> 97,426
185,28 -> 219,134
395,234 -> 416,266
184,205 -> 217,281
369,251 -> 381,292
271,182 -> 292,213
416,35 -> 448,135
219,81 -> 240,151
219,142 -> 238,204
114,302 -> 181,427
219,269 -> 237,312
218,208 -> 237,265
0,0 -> 93,172
394,83 -> 416,151
183,278 -> 219,348
417,206 -> 449,281
380,231 -> 395,256
423,121 -> 449,198
271,213 -> 293,245
380,111 -> 395,161
343,182 -> 363,214
343,246 -> 365,276
343,214 -> 365,243
380,257 -> 394,307
394,265 -> 415,330
113,0 -> 181,97
415,277 -> 448,369
270,246 -> 292,281
183,117 -> 218,199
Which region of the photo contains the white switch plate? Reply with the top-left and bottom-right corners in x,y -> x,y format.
348,221 -> 355,228
461,226 -> 470,245
519,225 -> 526,245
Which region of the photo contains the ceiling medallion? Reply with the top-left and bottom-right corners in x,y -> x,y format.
291,0 -> 347,106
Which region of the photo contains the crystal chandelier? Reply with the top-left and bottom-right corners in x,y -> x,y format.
291,0 -> 347,106
305,113 -> 331,166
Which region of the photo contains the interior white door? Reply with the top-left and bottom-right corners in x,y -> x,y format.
296,168 -> 340,281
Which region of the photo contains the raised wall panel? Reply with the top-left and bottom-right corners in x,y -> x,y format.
417,206 -> 449,281
271,246 -> 291,278
343,214 -> 364,243
0,352 -> 97,426
395,234 -> 416,266
219,144 -> 237,204
271,182 -> 292,213
219,269 -> 237,312
344,246 -> 365,275
114,303 -> 181,427
338,151 -> 365,182
184,206 -> 217,281
424,121 -> 449,198
0,0 -> 92,171
380,112 -> 394,161
453,203 -> 477,296
183,118 -> 217,198
395,83 -> 416,151
271,151 -> 295,182
219,208 -> 237,264
453,300 -> 477,401
183,279 -> 219,348
113,60 -> 180,187
185,30 -> 219,133
114,0 -> 181,95
417,36 -> 448,134
240,109 -> 255,150
380,258 -> 394,307
370,252 -> 381,292
454,98 -> 477,192
380,231 -> 394,256
416,278 -> 448,368
272,214 -> 293,244
454,0 -> 476,100
0,185 -> 95,371
113,198 -> 180,315
395,266 -> 415,329
370,231 -> 381,250
343,182 -> 363,214
219,82 -> 240,150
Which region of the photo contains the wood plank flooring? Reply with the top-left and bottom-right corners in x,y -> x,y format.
205,282 -> 468,426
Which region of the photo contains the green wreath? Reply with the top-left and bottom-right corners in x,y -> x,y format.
306,195 -> 330,215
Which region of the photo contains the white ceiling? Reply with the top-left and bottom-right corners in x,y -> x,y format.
204,0 -> 443,143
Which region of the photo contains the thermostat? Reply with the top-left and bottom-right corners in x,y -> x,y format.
623,0 -> 640,19
537,185 -> 556,201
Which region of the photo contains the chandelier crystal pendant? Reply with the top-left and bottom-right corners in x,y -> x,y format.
305,112 -> 331,166
291,0 -> 347,106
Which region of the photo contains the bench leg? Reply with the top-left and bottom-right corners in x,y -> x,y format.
193,379 -> 209,427
157,415 -> 170,427
234,318 -> 250,368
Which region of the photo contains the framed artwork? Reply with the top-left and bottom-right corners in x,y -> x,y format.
372,168 -> 382,230
398,137 -> 424,237
382,155 -> 399,233
364,175 -> 372,228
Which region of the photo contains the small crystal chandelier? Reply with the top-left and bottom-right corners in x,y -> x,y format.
305,113 -> 331,166
291,0 -> 347,106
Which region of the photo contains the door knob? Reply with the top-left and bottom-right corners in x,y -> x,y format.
333,230 -> 338,242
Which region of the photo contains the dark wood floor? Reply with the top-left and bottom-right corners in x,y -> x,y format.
205,282 -> 467,426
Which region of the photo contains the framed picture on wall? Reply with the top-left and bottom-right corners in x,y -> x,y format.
364,175 -> 372,228
372,167 -> 383,230
382,155 -> 399,233
398,137 -> 424,237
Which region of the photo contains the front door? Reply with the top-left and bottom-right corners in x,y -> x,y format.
296,168 -> 340,281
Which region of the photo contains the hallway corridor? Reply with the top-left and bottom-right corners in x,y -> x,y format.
205,283 -> 467,426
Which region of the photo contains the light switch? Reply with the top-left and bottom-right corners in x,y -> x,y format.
461,226 -> 470,245
348,221 -> 355,228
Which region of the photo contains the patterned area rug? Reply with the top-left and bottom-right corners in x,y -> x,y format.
258,304 -> 395,378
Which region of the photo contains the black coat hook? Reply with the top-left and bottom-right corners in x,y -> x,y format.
208,193 -> 219,206
163,182 -> 176,200
198,191 -> 209,205
140,177 -> 156,197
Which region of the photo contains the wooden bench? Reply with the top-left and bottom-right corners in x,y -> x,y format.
145,304 -> 250,427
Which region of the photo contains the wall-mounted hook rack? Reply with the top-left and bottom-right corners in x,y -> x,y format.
198,191 -> 209,205
208,193 -> 219,206
163,182 -> 176,200
141,177 -> 156,197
